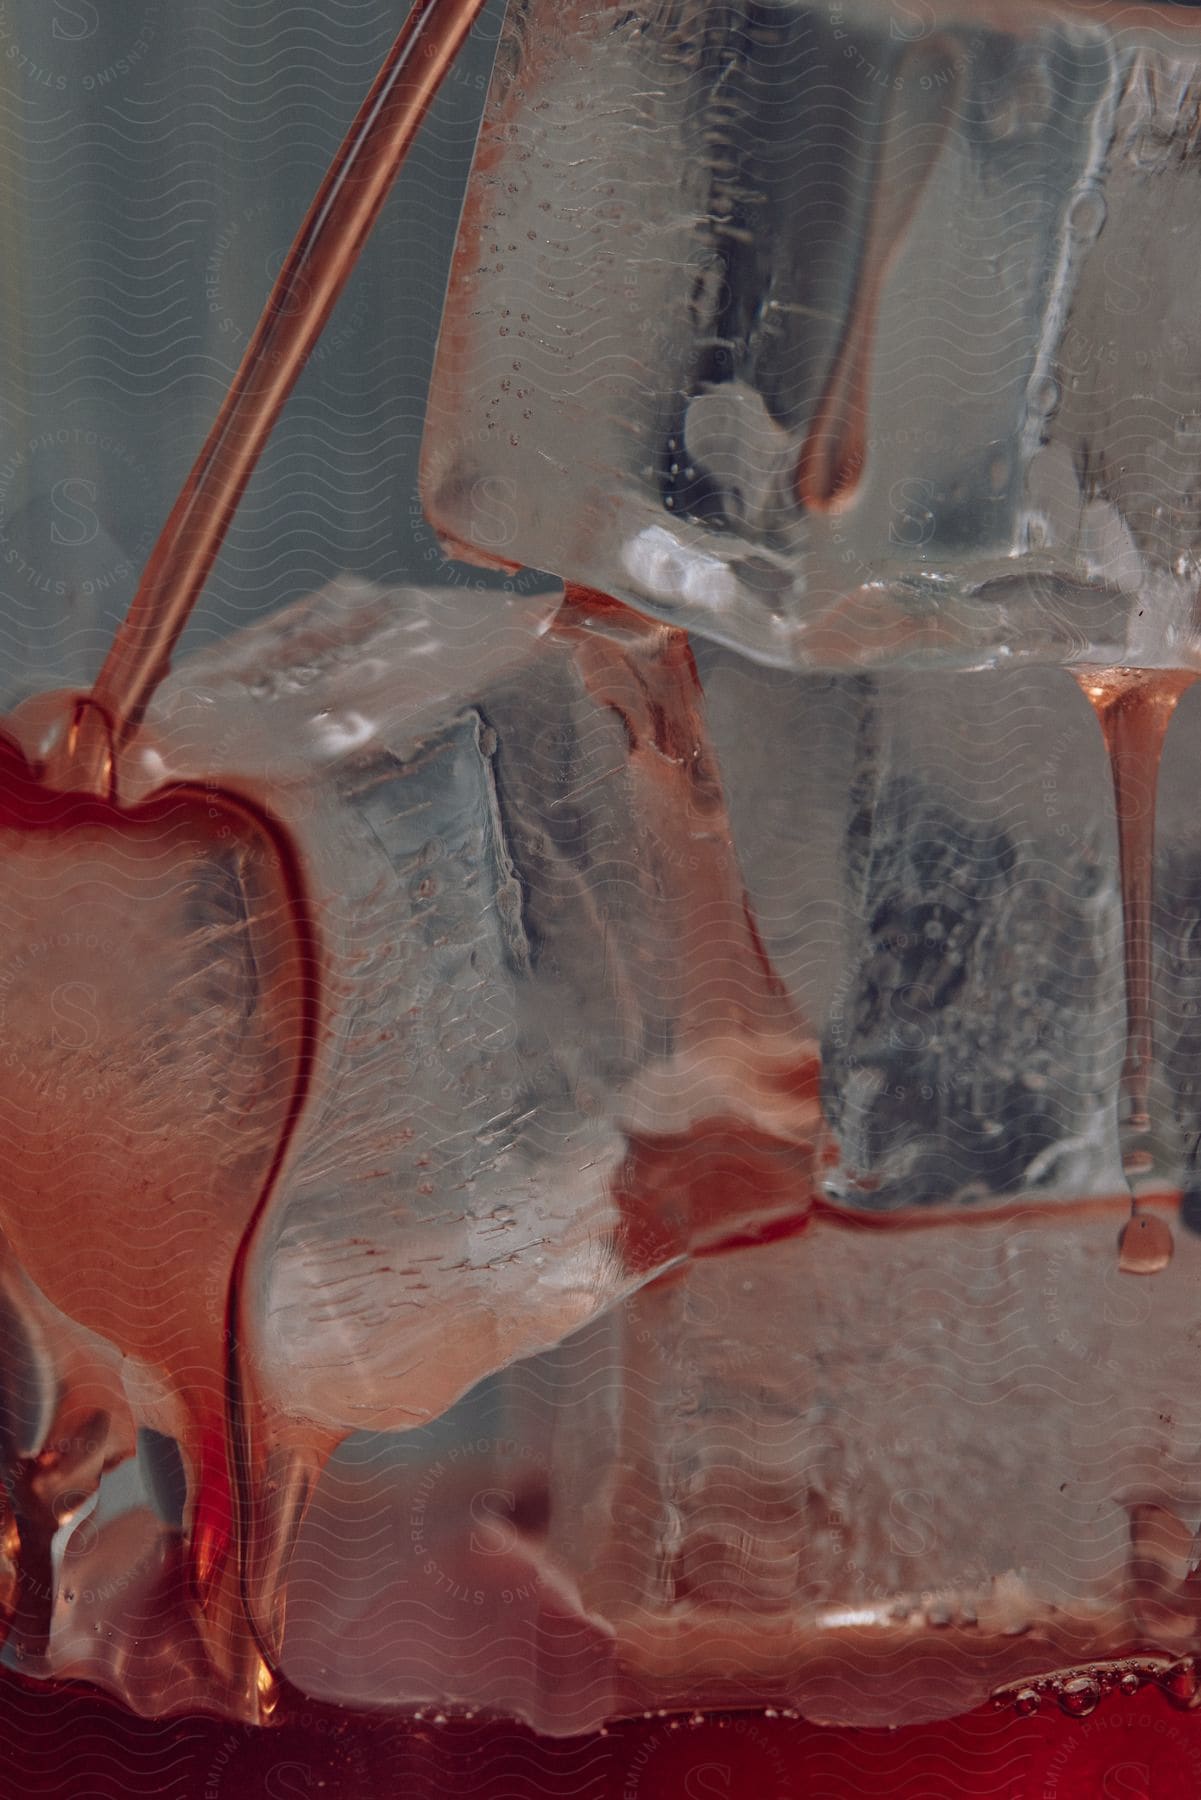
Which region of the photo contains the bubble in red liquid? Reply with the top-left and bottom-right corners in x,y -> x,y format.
1058,1675 -> 1101,1717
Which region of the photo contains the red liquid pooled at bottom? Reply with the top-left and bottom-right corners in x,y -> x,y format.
2,1673 -> 1201,1799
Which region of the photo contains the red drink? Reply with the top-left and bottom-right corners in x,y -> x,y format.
4,1 -> 1201,1793
4,1672 -> 1201,1797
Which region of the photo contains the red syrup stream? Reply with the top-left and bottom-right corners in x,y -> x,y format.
1075,669 -> 1196,1273
44,0 -> 492,798
0,0 -> 489,1680
793,35 -> 963,514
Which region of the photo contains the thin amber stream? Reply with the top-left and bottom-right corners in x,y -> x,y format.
1075,668 -> 1196,1272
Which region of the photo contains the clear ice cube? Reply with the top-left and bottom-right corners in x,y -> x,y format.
423,0 -> 1201,673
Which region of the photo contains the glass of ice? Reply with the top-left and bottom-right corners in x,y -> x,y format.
4,1 -> 1201,1790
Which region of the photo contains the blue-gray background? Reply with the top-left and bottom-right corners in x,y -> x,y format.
0,0 -> 509,691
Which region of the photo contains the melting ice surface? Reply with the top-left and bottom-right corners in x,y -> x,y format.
425,0 -> 1201,675
2,575 -> 1201,1731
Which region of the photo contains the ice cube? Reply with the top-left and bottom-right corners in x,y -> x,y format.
10,575 -> 1201,1733
231,649 -> 1201,1734
254,1145 -> 1201,1733
423,0 -> 1201,673
0,576 -> 818,1716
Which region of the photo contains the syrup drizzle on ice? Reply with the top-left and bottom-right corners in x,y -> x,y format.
1075,667 -> 1196,1272
0,0 -> 494,1706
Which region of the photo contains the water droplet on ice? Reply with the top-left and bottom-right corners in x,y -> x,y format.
1118,1212 -> 1173,1274
1027,377 -> 1060,420
1068,185 -> 1107,240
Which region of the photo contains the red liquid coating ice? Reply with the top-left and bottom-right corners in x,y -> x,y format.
0,728 -> 320,1673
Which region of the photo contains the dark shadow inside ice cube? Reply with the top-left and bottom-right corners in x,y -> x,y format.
137,1430 -> 187,1532
823,769 -> 1110,1207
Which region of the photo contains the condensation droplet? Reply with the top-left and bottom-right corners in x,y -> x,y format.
1027,376 -> 1060,420
1068,185 -> 1107,241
